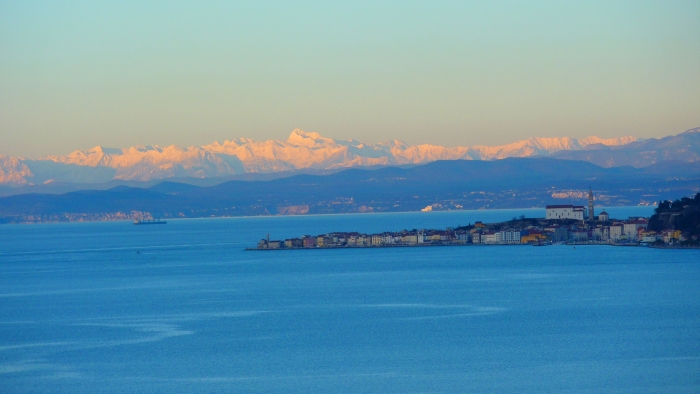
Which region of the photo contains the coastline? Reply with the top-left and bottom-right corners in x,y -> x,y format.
251,212 -> 664,251
245,242 -> 532,251
0,206 -> 656,225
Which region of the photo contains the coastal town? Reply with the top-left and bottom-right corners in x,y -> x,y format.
254,189 -> 694,250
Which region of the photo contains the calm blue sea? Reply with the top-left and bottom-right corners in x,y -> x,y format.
1,207 -> 699,393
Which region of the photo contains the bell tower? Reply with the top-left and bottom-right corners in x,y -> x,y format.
588,187 -> 594,221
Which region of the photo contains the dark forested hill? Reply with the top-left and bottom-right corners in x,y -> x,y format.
648,193 -> 700,239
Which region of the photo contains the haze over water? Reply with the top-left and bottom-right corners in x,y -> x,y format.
1,208 -> 699,393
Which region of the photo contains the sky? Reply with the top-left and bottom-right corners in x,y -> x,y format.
1,1 -> 699,158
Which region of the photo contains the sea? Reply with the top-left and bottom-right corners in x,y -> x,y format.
1,206 -> 699,393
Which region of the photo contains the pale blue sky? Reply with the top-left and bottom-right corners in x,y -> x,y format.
1,1 -> 699,157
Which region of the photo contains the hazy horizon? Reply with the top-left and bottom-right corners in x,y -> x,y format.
2,1 -> 699,157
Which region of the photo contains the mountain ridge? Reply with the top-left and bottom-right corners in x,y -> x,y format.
551,127 -> 700,167
0,129 -> 643,186
2,157 -> 698,223
3,127 -> 699,187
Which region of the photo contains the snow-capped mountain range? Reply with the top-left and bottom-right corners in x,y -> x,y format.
0,128 -> 669,186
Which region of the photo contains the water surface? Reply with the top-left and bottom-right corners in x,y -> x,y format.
2,207 -> 698,393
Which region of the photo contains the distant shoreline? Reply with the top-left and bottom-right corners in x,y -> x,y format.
0,206 -> 655,225
245,243 -> 531,251
246,241 -> 700,251
248,212 -> 678,251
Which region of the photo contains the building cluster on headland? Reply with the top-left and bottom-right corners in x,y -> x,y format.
254,215 -> 674,250
254,189 -> 689,250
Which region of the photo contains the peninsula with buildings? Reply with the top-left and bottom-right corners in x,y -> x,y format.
253,191 -> 700,250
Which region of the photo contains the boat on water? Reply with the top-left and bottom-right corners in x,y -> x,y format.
133,218 -> 167,225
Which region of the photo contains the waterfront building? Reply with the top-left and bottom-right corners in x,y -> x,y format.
494,232 -> 503,243
591,226 -> 606,241
640,232 -> 658,243
258,235 -> 283,249
662,230 -> 682,244
546,205 -> 587,220
427,233 -> 442,242
545,225 -> 569,242
598,211 -> 609,221
609,225 -> 623,242
371,235 -> 382,245
302,236 -> 316,248
520,230 -> 546,243
623,223 -> 637,239
401,234 -> 418,244
622,221 -> 647,240
285,238 -> 303,248
571,230 -> 588,242
456,232 -> 471,242
629,218 -> 648,229
496,230 -> 521,244
472,232 -> 482,244
508,230 -> 521,243
480,231 -> 497,244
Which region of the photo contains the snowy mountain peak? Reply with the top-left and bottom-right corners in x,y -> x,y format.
578,135 -> 637,147
0,128 -> 656,185
287,128 -> 337,148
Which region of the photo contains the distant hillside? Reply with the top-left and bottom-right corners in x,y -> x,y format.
0,167 -> 355,197
1,158 -> 699,223
552,127 -> 700,167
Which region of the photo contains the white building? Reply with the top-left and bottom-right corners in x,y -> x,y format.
456,232 -> 471,242
472,233 -> 481,244
546,205 -> 587,220
626,220 -> 647,239
623,223 -> 640,239
609,225 -> 623,242
496,230 -> 521,244
480,232 -> 497,244
641,233 -> 659,243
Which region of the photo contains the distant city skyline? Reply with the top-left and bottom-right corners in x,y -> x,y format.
1,1 -> 699,158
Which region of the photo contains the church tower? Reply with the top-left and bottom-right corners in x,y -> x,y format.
588,187 -> 594,221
